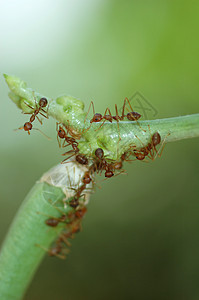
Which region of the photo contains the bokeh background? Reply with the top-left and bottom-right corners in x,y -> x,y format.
0,1 -> 199,299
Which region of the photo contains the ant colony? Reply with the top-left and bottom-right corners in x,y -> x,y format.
15,94 -> 166,259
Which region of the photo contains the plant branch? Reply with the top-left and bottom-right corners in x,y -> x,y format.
4,74 -> 199,160
0,163 -> 91,300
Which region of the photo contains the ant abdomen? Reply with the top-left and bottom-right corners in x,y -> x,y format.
45,218 -> 59,227
152,132 -> 161,146
127,111 -> 141,121
75,154 -> 88,165
39,97 -> 48,108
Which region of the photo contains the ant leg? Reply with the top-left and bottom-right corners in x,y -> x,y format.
83,101 -> 95,133
82,124 -> 92,134
95,107 -> 112,131
124,97 -> 134,112
124,98 -> 146,132
24,102 -> 34,111
121,98 -> 128,119
153,133 -> 170,160
23,112 -> 32,115
61,154 -> 76,164
32,91 -> 39,111
133,134 -> 152,160
114,169 -> 128,177
36,115 -> 43,125
39,111 -> 48,119
57,135 -> 61,148
146,125 -> 155,159
84,101 -> 95,123
44,100 -> 50,118
56,122 -> 62,148
62,149 -> 75,156
114,104 -> 121,141
62,142 -> 71,149
146,125 -> 160,160
35,244 -> 67,259
134,134 -> 146,147
59,234 -> 72,247
46,199 -> 66,214
120,97 -> 134,119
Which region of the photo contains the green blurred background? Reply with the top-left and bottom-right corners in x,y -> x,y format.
0,1 -> 199,299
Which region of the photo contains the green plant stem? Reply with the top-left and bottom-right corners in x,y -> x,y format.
4,75 -> 199,160
0,182 -> 67,300
92,114 -> 199,159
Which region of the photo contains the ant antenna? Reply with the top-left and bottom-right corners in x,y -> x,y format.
32,128 -> 51,140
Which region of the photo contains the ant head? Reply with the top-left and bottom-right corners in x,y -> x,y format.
127,111 -> 141,121
105,170 -> 114,178
24,122 -> 32,132
58,127 -> 65,139
135,152 -> 145,160
82,172 -> 92,184
90,113 -> 102,123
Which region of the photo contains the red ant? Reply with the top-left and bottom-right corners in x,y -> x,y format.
17,97 -> 49,136
95,147 -> 127,178
69,183 -> 87,208
58,222 -> 82,248
48,243 -> 67,259
56,123 -> 89,166
45,204 -> 87,228
85,98 -> 142,134
19,122 -> 33,135
69,169 -> 94,209
134,131 -> 162,161
94,148 -> 115,178
121,151 -> 133,162
56,124 -> 85,164
94,148 -> 107,173
57,123 -> 79,150
24,97 -> 48,124
56,124 -> 88,166
36,241 -> 69,260
104,159 -> 127,178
